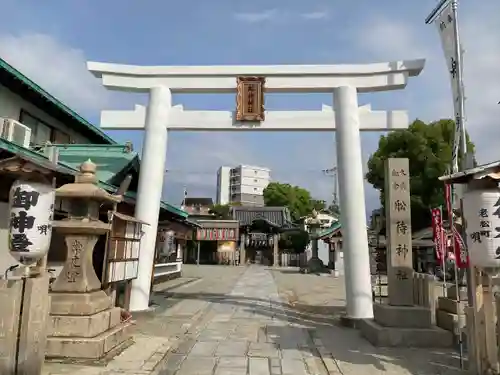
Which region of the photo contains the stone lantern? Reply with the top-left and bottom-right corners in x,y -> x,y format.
305,209 -> 325,273
46,160 -> 132,360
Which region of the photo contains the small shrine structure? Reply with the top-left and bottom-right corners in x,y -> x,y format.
231,206 -> 302,265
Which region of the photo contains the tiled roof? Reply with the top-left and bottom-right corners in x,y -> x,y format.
53,144 -> 139,186
0,138 -> 188,219
184,197 -> 214,206
231,206 -> 293,227
0,57 -> 114,144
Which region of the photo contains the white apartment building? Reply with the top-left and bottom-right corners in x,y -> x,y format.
217,164 -> 271,206
216,166 -> 231,205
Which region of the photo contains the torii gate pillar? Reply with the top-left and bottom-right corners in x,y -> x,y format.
334,86 -> 372,321
129,87 -> 171,312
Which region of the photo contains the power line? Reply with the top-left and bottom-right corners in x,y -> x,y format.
322,167 -> 338,206
164,168 -> 332,175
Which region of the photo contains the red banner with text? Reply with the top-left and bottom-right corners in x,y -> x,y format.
431,207 -> 445,261
444,183 -> 469,268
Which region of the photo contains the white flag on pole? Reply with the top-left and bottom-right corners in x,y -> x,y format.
434,1 -> 463,172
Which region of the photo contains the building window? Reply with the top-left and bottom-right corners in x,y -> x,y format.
254,179 -> 258,183
253,188 -> 257,191
19,110 -> 71,146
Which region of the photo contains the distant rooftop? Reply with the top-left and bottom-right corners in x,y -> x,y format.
184,197 -> 214,207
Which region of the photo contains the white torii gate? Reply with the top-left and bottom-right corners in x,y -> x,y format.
88,60 -> 425,321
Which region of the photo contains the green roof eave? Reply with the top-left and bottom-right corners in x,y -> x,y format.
316,221 -> 342,239
161,201 -> 189,218
0,138 -> 77,176
0,57 -> 115,145
0,139 -> 187,219
52,144 -> 139,184
103,187 -> 188,219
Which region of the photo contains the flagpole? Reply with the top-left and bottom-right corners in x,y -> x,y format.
451,0 -> 467,171
450,0 -> 475,313
426,1 -> 473,352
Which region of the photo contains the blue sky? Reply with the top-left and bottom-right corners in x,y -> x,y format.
0,0 -> 499,217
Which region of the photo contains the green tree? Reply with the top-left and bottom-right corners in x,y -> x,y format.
365,118 -> 475,232
279,231 -> 310,253
310,199 -> 327,212
263,182 -> 314,221
209,202 -> 241,219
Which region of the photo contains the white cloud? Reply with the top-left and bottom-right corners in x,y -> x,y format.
233,9 -> 330,23
354,2 -> 500,164
233,10 -> 277,23
301,11 -> 329,20
0,33 -> 111,114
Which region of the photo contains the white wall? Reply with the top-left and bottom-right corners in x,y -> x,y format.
216,166 -> 230,205
231,165 -> 270,179
229,165 -> 270,197
0,84 -> 92,144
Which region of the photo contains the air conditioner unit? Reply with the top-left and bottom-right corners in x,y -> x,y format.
0,118 -> 32,148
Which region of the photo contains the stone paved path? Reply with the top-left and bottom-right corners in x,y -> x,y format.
44,265 -> 465,374
156,265 -> 464,375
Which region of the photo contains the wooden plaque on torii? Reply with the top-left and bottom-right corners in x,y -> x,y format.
236,76 -> 265,121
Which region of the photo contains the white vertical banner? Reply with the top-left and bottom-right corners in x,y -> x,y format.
434,1 -> 463,173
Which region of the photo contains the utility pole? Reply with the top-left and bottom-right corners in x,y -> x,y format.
322,167 -> 338,208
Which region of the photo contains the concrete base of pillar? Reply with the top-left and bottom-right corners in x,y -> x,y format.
359,303 -> 453,347
359,319 -> 453,347
46,291 -> 132,360
339,315 -> 365,329
373,304 -> 434,329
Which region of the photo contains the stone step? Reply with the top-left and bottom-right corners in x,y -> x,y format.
437,296 -> 465,315
46,321 -> 133,359
436,309 -> 466,334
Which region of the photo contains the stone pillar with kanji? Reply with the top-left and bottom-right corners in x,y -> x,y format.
385,158 -> 413,305
359,158 -> 453,348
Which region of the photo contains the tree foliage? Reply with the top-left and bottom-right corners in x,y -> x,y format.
279,231 -> 310,254
209,202 -> 240,219
365,119 -> 475,232
310,199 -> 327,212
263,182 -> 315,221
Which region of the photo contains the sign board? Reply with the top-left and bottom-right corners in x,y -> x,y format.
384,158 -> 413,306
196,227 -> 238,241
105,212 -> 144,283
236,76 -> 265,121
463,188 -> 500,268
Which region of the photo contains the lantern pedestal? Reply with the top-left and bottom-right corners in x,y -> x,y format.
45,160 -> 132,360
46,222 -> 132,360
